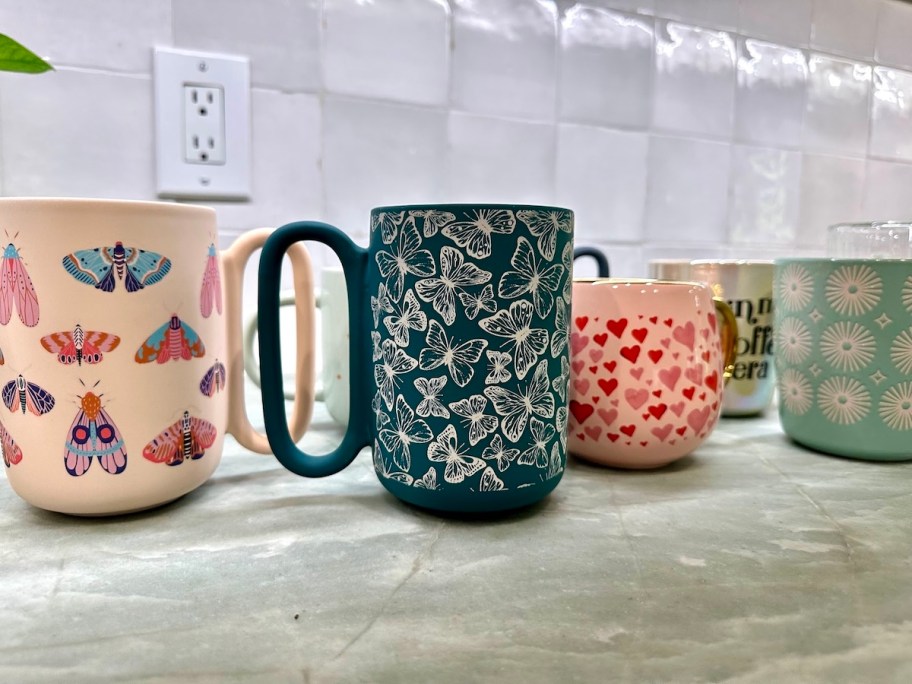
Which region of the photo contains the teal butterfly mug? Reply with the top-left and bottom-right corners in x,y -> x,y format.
258,204 -> 575,514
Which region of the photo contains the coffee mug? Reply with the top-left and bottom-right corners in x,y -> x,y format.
647,259 -> 693,281
774,258 -> 912,461
0,198 -> 314,515
568,279 -> 737,469
258,204 -> 574,513
244,268 -> 349,425
244,247 -> 608,425
690,260 -> 775,416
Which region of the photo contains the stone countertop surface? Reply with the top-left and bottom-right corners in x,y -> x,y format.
3,390 -> 912,683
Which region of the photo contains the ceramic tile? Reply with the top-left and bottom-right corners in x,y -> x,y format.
323,0 -> 449,106
0,0 -> 170,72
735,39 -> 807,149
870,67 -> 912,162
194,90 -> 322,233
451,0 -> 559,121
862,159 -> 912,220
598,0 -> 655,14
804,54 -> 872,157
446,113 -> 556,204
555,124 -> 647,243
559,5 -> 653,128
173,0 -> 321,91
810,0 -> 878,61
645,135 -> 732,243
738,0 -> 812,47
323,96 -> 448,236
797,153 -> 866,246
574,242 -> 645,278
728,145 -> 802,245
876,0 -> 912,70
653,21 -> 736,139
654,0 -> 739,30
0,69 -> 155,199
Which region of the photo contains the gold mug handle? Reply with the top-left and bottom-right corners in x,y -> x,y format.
712,297 -> 739,382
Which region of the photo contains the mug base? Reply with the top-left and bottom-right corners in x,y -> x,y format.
570,452 -> 683,470
379,472 -> 563,516
788,435 -> 912,463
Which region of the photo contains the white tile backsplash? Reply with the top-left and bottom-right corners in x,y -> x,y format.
323,0 -> 449,106
653,21 -> 736,139
804,54 -> 872,157
173,0 -> 321,92
728,145 -> 801,244
0,69 -> 155,199
446,113 -> 556,204
1,0 -> 911,276
323,96 -> 448,234
559,5 -> 654,128
862,159 -> 912,219
797,153 -> 867,245
646,135 -> 732,242
556,124 -> 648,243
739,0 -> 812,47
810,0 -> 878,61
451,0 -> 559,121
735,39 -> 807,149
876,0 -> 912,70
870,66 -> 912,162
0,0 -> 171,73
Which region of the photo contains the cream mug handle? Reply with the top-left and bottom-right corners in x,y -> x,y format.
223,228 -> 316,453
243,295 -> 322,402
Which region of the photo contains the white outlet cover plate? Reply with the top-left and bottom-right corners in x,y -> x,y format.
154,46 -> 251,200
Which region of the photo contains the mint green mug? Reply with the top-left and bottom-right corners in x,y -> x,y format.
774,258 -> 912,461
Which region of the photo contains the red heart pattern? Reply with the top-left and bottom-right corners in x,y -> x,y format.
568,292 -> 727,464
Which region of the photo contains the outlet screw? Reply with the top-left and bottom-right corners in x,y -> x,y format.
199,177 -> 211,186
198,61 -> 208,72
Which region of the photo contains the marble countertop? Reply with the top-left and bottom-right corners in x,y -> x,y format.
3,388 -> 912,683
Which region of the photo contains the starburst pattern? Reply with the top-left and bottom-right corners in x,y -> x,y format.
776,317 -> 813,364
819,321 -> 876,372
825,264 -> 882,316
879,382 -> 912,430
777,263 -> 814,311
778,369 -> 812,415
817,376 -> 870,425
891,328 -> 912,374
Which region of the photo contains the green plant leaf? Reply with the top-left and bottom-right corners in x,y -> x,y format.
0,34 -> 53,73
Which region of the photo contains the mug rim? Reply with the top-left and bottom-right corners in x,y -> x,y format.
0,196 -> 216,219
828,220 -> 912,229
690,259 -> 775,266
574,277 -> 709,288
774,257 -> 912,264
371,202 -> 573,215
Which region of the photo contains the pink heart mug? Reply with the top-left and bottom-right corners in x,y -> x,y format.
568,279 -> 737,469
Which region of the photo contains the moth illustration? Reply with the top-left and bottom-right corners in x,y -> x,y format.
40,324 -> 121,366
62,241 -> 171,293
0,240 -> 39,327
143,410 -> 217,466
200,360 -> 226,397
135,315 -> 205,363
200,243 -> 223,318
0,420 -> 22,467
64,386 -> 127,476
0,348 -> 4,365
2,374 -> 55,416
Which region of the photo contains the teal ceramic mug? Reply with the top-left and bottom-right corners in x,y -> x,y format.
258,204 -> 574,513
774,258 -> 912,461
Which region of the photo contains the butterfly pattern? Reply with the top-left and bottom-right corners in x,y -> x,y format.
2,374 -> 55,416
40,324 -> 121,366
64,390 -> 127,477
62,242 -> 171,293
143,411 -> 217,466
0,240 -> 40,327
200,360 -> 227,397
135,315 -> 205,364
369,207 -> 572,493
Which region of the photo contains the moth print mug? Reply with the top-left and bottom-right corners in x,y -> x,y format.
0,198 -> 315,515
258,204 -> 574,514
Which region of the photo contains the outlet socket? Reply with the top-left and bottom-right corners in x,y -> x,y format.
154,47 -> 251,200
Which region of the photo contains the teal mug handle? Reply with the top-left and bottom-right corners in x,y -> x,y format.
258,222 -> 369,477
573,246 -> 610,277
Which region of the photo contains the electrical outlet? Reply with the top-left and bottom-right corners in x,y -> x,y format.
154,47 -> 251,200
184,85 -> 225,164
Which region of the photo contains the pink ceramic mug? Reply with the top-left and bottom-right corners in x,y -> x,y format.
568,279 -> 737,469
